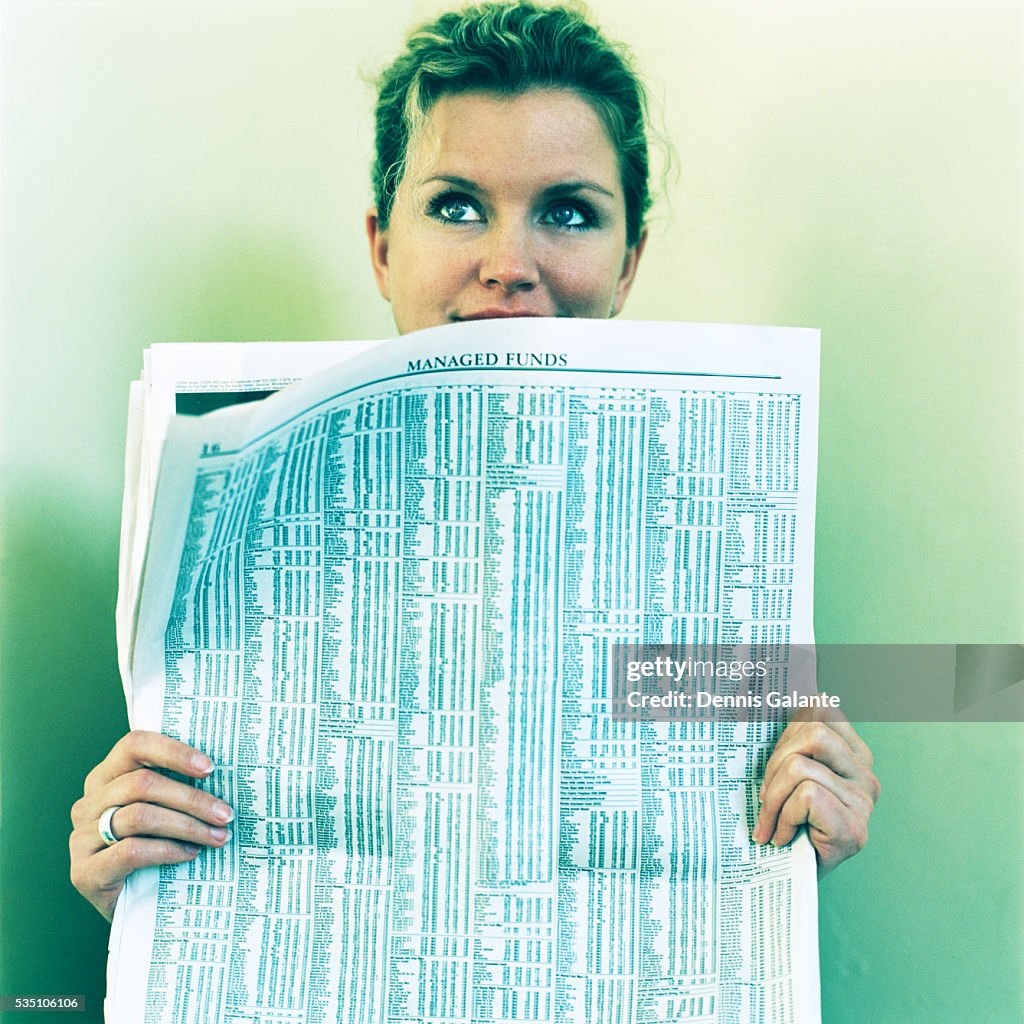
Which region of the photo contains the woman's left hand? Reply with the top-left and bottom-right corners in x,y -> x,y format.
753,708 -> 880,878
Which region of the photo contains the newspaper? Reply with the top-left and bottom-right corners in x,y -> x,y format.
108,318 -> 821,1023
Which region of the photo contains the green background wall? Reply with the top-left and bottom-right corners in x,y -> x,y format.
1,1 -> 1020,1020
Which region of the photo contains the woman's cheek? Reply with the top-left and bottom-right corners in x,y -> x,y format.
547,255 -> 621,316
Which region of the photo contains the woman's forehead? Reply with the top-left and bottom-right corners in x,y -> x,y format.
404,88 -> 622,194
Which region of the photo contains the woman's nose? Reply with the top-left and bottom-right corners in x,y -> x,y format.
478,222 -> 540,293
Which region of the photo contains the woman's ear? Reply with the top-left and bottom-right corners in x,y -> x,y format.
611,227 -> 648,317
365,208 -> 392,301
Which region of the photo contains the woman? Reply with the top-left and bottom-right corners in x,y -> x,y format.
70,0 -> 878,924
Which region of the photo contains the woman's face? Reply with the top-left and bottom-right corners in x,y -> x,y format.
366,88 -> 646,334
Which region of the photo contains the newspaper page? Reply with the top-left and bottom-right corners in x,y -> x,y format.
116,340 -> 381,708
107,318 -> 821,1023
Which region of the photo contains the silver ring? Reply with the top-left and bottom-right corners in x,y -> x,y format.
98,805 -> 123,846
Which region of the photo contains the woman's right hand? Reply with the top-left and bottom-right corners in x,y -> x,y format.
69,730 -> 234,922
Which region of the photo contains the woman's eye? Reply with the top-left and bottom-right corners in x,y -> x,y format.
540,201 -> 598,230
544,203 -> 585,228
430,194 -> 482,223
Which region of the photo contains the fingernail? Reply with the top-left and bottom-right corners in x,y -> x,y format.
752,824 -> 763,843
182,843 -> 201,856
192,753 -> 213,774
209,828 -> 230,842
212,803 -> 234,824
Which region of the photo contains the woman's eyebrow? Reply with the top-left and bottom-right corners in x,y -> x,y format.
538,180 -> 616,201
419,175 -> 617,202
420,174 -> 482,193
